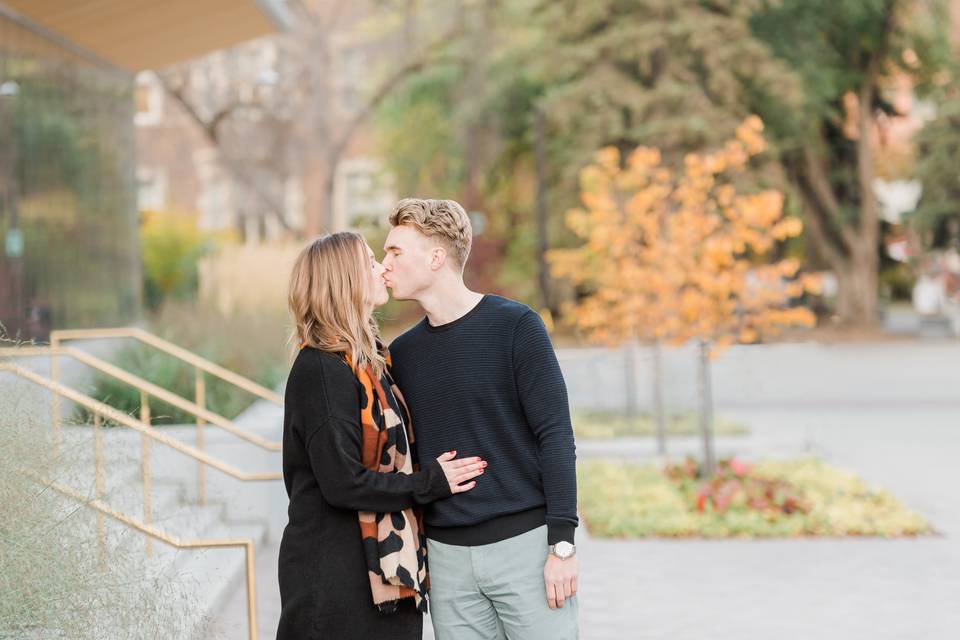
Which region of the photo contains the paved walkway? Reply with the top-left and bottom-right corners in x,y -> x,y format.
558,340 -> 960,413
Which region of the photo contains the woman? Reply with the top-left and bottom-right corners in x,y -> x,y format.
277,231 -> 486,639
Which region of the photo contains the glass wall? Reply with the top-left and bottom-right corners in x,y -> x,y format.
0,11 -> 140,341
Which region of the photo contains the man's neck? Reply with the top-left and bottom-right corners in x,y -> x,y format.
418,279 -> 485,327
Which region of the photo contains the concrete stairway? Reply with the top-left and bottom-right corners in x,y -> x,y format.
3,338 -> 286,638
50,393 -> 286,640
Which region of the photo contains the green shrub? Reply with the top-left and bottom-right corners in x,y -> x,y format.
878,262 -> 915,302
140,211 -> 214,311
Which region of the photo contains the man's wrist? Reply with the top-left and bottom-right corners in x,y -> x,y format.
546,520 -> 576,546
548,540 -> 576,560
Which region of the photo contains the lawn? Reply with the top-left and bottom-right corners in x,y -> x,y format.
573,410 -> 748,439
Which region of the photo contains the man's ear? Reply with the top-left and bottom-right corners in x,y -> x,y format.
429,246 -> 447,271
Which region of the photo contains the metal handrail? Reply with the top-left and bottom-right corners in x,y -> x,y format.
61,345 -> 281,451
0,361 -> 282,482
1,361 -> 277,640
14,330 -> 283,503
50,328 -> 283,405
28,473 -> 260,640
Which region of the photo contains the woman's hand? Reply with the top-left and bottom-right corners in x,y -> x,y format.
435,450 -> 487,494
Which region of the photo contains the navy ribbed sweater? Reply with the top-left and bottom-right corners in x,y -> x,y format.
389,294 -> 578,546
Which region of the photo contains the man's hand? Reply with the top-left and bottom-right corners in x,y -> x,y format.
544,553 -> 578,609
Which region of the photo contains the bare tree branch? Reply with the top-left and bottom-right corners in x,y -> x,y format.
156,74 -> 293,232
327,22 -> 466,172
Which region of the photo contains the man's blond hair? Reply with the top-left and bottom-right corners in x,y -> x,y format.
388,198 -> 473,269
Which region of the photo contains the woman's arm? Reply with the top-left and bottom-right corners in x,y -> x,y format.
305,415 -> 452,512
290,349 -> 483,512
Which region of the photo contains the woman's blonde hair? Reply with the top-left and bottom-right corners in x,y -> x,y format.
288,231 -> 385,377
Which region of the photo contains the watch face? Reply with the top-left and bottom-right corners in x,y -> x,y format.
554,542 -> 574,556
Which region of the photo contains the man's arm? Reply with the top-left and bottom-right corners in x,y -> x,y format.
512,309 -> 579,545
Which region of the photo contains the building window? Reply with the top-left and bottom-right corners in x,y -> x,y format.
334,158 -> 395,229
337,44 -> 368,113
134,71 -> 164,126
137,167 -> 168,212
193,148 -> 234,232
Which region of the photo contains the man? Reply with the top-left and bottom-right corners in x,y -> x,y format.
382,198 -> 579,640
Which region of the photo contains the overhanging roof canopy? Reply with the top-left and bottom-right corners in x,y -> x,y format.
2,0 -> 293,71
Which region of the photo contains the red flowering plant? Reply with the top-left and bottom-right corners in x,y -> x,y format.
664,456 -> 808,516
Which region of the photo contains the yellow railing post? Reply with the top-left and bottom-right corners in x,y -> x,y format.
94,411 -> 106,565
196,367 -> 207,505
50,334 -> 61,456
245,541 -> 258,640
140,390 -> 152,557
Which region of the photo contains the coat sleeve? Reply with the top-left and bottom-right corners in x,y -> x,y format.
304,415 -> 452,512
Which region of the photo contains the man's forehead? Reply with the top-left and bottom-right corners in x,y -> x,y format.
384,225 -> 419,248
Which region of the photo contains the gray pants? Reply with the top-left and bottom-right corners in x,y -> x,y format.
426,525 -> 579,640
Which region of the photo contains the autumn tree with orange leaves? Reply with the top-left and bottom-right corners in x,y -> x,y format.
550,116 -> 819,475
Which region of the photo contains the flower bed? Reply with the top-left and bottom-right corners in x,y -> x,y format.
578,457 -> 930,538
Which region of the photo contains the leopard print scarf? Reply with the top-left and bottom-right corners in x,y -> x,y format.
348,352 -> 431,614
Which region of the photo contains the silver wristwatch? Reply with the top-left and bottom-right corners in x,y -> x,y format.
549,541 -> 576,560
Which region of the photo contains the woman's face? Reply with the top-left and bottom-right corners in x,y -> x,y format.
365,243 -> 390,309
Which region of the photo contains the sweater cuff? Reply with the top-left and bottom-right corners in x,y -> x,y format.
546,519 -> 576,545
422,458 -> 453,501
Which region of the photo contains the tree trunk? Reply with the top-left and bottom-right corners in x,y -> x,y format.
697,339 -> 716,477
457,0 -> 486,216
322,159 -> 337,234
792,63 -> 885,331
848,74 -> 881,329
834,247 -> 879,328
534,107 -> 552,312
624,340 -> 638,427
652,341 -> 667,456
